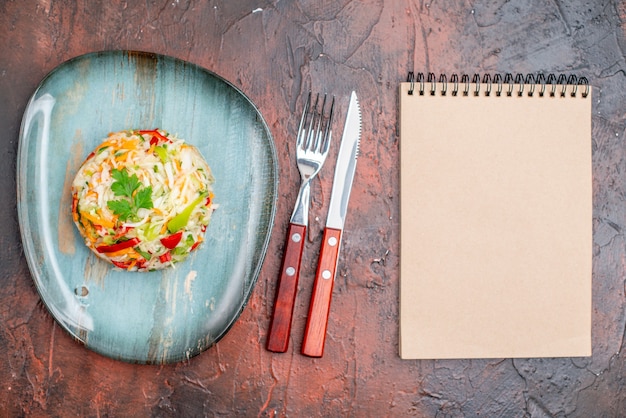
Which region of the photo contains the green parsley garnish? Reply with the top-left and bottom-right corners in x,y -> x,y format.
107,168 -> 153,222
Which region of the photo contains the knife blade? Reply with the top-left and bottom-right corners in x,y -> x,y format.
301,91 -> 361,357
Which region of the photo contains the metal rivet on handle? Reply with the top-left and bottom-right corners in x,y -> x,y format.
286,267 -> 296,276
292,233 -> 302,243
322,270 -> 331,279
328,236 -> 337,246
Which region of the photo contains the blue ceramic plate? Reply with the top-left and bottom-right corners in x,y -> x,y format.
17,51 -> 278,364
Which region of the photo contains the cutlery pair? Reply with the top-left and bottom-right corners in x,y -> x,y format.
267,91 -> 361,357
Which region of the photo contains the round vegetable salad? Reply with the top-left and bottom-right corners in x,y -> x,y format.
71,129 -> 215,271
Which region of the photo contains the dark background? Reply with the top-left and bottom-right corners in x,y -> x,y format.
1,1 -> 625,416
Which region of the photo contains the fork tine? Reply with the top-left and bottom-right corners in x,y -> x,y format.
305,93 -> 320,150
312,94 -> 327,152
320,96 -> 335,154
296,92 -> 312,149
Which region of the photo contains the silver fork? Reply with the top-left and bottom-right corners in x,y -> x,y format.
267,92 -> 334,353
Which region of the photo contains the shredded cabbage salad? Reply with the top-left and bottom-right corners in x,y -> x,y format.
71,129 -> 215,271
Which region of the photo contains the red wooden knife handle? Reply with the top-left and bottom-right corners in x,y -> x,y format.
301,227 -> 342,357
266,223 -> 307,352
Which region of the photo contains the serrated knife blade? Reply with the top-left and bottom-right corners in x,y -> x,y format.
301,91 -> 361,357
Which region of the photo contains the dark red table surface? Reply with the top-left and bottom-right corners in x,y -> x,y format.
1,1 -> 625,416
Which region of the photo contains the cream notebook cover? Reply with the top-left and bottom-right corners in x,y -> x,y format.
399,74 -> 592,359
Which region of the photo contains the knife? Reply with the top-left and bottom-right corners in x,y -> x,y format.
301,91 -> 361,357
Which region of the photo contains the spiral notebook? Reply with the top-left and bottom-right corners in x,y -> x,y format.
399,73 -> 592,359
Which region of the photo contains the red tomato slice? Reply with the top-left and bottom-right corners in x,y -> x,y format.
96,237 -> 140,253
159,252 -> 172,263
160,231 -> 183,249
112,260 -> 131,269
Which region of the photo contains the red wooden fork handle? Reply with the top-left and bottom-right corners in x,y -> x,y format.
266,223 -> 307,352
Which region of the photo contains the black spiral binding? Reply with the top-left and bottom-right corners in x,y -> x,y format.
406,72 -> 589,98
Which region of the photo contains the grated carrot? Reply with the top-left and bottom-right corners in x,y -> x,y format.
81,210 -> 115,229
107,247 -> 140,258
120,139 -> 140,150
